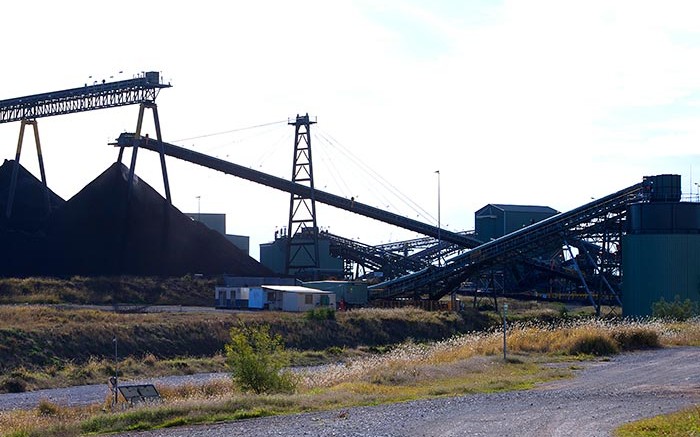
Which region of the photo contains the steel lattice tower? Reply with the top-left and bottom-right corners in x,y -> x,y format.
285,114 -> 320,277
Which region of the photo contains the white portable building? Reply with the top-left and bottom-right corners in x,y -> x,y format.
261,285 -> 336,312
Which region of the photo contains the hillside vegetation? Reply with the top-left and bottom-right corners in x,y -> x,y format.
0,304 -> 492,391
0,276 -> 216,306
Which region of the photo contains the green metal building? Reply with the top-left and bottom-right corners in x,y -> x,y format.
303,280 -> 369,305
622,200 -> 700,316
475,204 -> 558,242
259,233 -> 344,278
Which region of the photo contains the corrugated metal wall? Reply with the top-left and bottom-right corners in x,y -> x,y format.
622,233 -> 700,316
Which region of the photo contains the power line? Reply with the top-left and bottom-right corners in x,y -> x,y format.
172,120 -> 288,143
315,127 -> 437,224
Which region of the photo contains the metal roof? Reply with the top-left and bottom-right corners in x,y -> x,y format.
261,285 -> 334,294
479,204 -> 558,214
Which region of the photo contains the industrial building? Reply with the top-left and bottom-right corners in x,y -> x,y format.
186,212 -> 250,255
622,175 -> 700,316
303,280 -> 369,306
259,231 -> 344,279
475,204 -> 558,242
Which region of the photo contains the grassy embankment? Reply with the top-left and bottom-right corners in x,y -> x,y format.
0,300 -> 493,393
2,317 -> 699,437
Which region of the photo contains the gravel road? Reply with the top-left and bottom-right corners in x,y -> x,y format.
111,346 -> 700,437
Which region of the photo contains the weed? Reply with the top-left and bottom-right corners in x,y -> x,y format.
36,399 -> 60,417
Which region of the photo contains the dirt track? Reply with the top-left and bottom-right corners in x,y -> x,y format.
115,346 -> 700,437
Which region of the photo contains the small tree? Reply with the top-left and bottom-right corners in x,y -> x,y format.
225,324 -> 296,394
652,295 -> 699,320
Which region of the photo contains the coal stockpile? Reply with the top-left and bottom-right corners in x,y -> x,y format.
0,159 -> 64,233
0,160 -> 65,276
46,162 -> 272,277
0,159 -> 271,277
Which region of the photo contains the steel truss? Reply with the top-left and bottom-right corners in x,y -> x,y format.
0,72 -> 170,123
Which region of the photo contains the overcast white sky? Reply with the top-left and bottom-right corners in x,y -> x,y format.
2,1 -> 700,260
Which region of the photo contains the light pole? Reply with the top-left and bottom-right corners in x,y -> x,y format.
196,195 -> 201,221
435,170 -> 441,265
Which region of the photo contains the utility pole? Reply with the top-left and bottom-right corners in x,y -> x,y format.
435,170 -> 441,266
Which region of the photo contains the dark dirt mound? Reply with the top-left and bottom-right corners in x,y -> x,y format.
46,162 -> 271,277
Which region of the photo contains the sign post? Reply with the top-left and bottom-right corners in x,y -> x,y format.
502,303 -> 508,361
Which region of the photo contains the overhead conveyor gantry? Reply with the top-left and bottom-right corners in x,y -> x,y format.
0,72 -> 172,218
0,72 -> 170,123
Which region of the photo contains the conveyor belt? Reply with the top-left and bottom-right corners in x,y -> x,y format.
114,133 -> 484,248
370,182 -> 643,299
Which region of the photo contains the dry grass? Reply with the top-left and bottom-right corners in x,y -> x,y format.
0,305 -> 490,391
1,318 -> 698,436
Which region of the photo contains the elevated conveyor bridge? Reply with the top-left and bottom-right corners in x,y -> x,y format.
0,72 -> 170,123
113,133 -> 484,249
370,182 -> 644,301
324,231 -> 428,278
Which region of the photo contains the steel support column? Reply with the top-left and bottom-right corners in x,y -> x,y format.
5,119 -> 49,219
285,114 -> 319,277
564,240 -> 599,316
121,102 -> 171,204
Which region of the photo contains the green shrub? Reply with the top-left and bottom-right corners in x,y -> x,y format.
652,295 -> 699,320
225,324 -> 296,394
305,308 -> 336,321
568,334 -> 619,356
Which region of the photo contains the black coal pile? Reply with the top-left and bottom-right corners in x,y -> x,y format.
0,160 -> 65,276
0,159 -> 271,277
0,159 -> 64,232
46,162 -> 272,276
